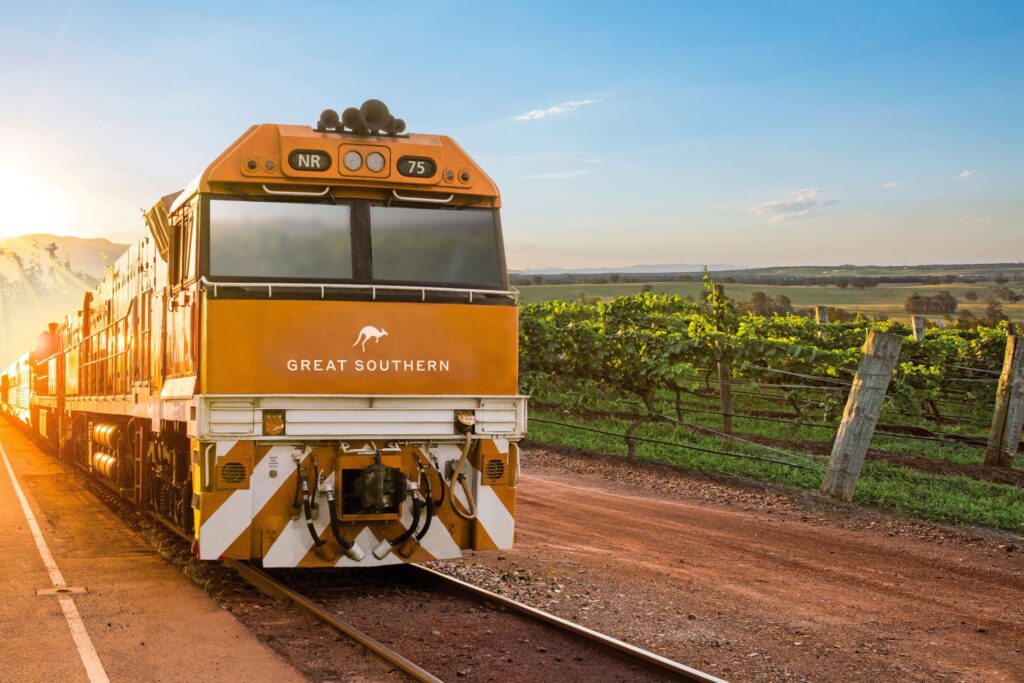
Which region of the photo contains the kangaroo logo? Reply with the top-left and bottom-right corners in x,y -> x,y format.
352,325 -> 388,352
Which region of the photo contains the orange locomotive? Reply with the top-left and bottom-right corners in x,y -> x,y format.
1,101 -> 526,567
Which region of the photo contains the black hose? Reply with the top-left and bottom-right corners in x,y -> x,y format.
388,496 -> 422,549
310,458 -> 320,512
416,451 -> 446,507
291,470 -> 303,513
326,489 -> 354,550
301,480 -> 324,547
431,465 -> 446,508
416,468 -> 434,542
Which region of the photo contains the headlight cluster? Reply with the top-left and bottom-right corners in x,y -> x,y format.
367,152 -> 386,172
342,150 -> 387,173
343,150 -> 363,171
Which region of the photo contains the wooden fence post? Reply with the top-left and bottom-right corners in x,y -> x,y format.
911,315 -> 926,341
718,359 -> 733,434
984,335 -> 1024,467
815,306 -> 829,339
821,330 -> 903,500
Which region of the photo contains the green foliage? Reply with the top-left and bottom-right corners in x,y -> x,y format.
520,278 -> 1020,532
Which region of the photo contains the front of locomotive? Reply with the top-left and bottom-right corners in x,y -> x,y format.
190,106 -> 524,567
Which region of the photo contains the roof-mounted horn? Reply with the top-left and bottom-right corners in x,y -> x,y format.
315,100 -> 406,137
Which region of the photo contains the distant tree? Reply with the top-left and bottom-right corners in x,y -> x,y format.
774,294 -> 793,313
932,290 -> 958,313
991,285 -> 1023,303
749,291 -> 770,315
609,273 -> 621,283
985,298 -> 1008,324
675,274 -> 694,282
642,284 -> 654,293
532,275 -> 544,285
941,274 -> 955,284
835,278 -> 850,289
45,242 -> 58,260
964,290 -> 978,302
721,277 -> 736,284
993,273 -> 1009,284
955,309 -> 978,329
905,291 -> 957,314
850,277 -> 878,289
904,293 -> 926,313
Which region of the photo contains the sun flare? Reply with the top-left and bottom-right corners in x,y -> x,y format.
0,162 -> 70,238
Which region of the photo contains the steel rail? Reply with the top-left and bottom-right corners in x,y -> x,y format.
223,559 -> 443,683
411,564 -> 728,683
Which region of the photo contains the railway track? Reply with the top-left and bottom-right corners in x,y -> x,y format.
227,559 -> 727,683
32,426 -> 724,682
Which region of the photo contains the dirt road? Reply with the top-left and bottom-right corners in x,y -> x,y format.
440,448 -> 1024,682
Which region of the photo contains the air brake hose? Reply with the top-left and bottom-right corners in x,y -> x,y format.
413,450 -> 443,520
372,495 -> 423,560
301,480 -> 325,547
326,488 -> 364,561
415,466 -> 434,542
310,458 -> 320,516
291,469 -> 303,520
446,432 -> 478,522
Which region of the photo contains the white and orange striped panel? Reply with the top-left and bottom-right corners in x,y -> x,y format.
193,438 -> 517,567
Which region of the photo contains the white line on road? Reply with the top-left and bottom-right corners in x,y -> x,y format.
1,440 -> 110,683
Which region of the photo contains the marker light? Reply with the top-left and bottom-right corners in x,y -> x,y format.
263,410 -> 286,436
343,151 -> 363,171
367,152 -> 386,172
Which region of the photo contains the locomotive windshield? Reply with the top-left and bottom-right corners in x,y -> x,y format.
209,200 -> 353,279
370,206 -> 502,288
205,199 -> 504,289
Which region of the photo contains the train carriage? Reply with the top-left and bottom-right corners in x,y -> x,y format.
2,101 -> 526,567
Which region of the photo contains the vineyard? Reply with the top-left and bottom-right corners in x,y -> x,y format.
519,276 -> 1024,534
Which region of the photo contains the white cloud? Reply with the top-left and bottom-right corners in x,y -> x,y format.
881,181 -> 901,189
749,188 -> 837,223
521,170 -> 596,179
957,169 -> 975,179
514,99 -> 599,122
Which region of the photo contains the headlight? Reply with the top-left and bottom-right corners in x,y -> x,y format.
366,152 -> 386,172
343,150 -> 363,171
262,410 -> 286,436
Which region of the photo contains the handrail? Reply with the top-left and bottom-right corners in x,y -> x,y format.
199,276 -> 519,303
391,190 -> 455,204
33,299 -> 136,364
261,184 -> 331,197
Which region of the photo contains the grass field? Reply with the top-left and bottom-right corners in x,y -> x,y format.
518,280 -> 1024,320
527,382 -> 1024,533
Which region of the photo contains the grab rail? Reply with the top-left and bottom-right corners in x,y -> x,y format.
391,190 -> 455,204
261,184 -> 332,197
198,276 -> 519,303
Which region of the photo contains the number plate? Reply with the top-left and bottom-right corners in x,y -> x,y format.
288,149 -> 331,172
397,156 -> 437,178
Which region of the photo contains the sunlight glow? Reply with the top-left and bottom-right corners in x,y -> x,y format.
0,162 -> 70,238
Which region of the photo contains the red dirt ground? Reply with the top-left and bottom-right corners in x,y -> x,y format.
437,447 -> 1024,682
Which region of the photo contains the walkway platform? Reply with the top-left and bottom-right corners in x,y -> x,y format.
0,420 -> 304,683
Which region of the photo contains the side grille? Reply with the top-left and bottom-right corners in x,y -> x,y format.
483,458 -> 506,484
218,461 -> 248,488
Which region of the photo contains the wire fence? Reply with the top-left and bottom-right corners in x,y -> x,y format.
529,416 -> 821,471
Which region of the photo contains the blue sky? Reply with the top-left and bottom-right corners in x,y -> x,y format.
1,1 -> 1021,268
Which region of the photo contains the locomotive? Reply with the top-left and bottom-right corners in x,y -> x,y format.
1,101 -> 525,567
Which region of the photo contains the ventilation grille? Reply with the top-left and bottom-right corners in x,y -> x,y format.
218,461 -> 248,487
483,458 -> 506,483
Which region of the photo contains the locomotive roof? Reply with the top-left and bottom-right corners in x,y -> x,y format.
167,123 -> 499,214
